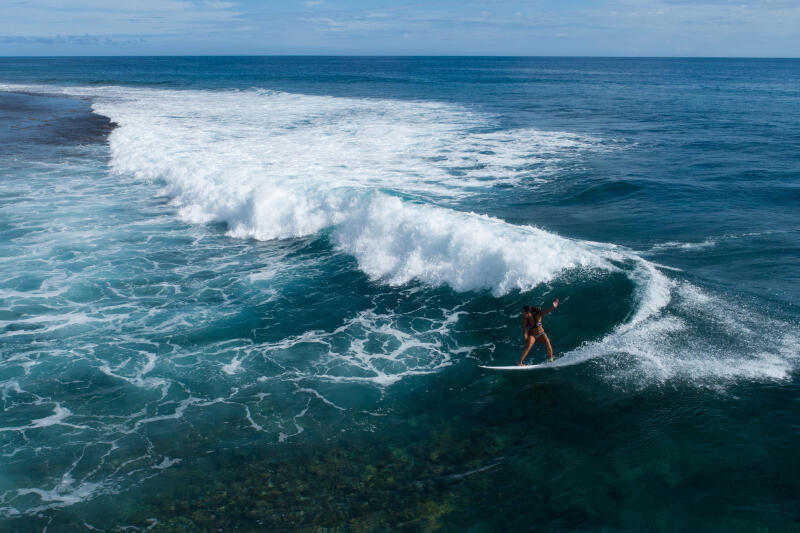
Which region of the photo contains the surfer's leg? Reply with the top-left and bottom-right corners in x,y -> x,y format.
518,337 -> 535,366
537,334 -> 554,362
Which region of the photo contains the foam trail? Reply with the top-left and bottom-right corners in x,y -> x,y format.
646,239 -> 718,253
558,281 -> 799,387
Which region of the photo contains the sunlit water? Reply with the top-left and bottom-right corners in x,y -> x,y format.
1,57 -> 798,531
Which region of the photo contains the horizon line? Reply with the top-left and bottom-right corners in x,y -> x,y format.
2,54 -> 800,60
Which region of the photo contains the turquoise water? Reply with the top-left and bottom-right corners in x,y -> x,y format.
1,57 -> 798,531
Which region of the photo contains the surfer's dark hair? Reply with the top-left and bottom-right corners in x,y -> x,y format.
530,306 -> 542,314
522,305 -> 531,313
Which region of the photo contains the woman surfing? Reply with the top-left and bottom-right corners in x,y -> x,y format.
518,299 -> 559,366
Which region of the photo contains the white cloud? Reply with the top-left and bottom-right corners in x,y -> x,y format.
16,0 -> 196,12
305,17 -> 393,33
0,0 -> 242,37
205,1 -> 237,9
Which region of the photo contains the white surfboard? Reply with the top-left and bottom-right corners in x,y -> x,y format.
478,362 -> 554,371
479,347 -> 596,371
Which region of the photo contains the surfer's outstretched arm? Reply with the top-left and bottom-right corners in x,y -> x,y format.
540,299 -> 559,317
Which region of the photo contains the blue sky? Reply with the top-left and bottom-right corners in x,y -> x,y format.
2,0 -> 799,56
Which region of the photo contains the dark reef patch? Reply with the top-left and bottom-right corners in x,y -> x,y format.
0,91 -> 114,157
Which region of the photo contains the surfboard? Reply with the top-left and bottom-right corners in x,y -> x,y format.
478,362 -> 554,371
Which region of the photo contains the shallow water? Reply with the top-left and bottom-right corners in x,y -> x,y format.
0,57 -> 798,531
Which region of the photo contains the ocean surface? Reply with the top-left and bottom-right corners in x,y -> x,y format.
0,57 -> 798,531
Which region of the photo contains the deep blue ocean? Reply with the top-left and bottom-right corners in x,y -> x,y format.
0,57 -> 798,531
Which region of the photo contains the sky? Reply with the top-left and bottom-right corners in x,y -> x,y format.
1,0 -> 799,57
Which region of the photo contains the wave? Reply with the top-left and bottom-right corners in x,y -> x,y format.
0,84 -> 607,295
333,195 -> 614,294
2,83 -> 796,389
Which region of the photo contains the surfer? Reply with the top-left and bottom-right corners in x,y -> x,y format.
518,299 -> 559,366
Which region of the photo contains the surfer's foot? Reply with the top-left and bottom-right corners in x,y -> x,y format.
548,357 -> 554,362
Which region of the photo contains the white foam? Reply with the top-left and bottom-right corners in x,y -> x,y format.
647,238 -> 718,253
0,403 -> 87,433
0,311 -> 104,337
334,194 -> 614,295
98,352 -> 168,394
3,464 -> 103,516
277,398 -> 310,443
16,480 -> 102,510
132,396 -> 222,430
645,230 -> 790,255
295,387 -> 346,411
1,83 -> 609,297
91,86 -> 608,294
221,356 -> 242,375
621,260 -> 673,332
153,457 -> 181,469
241,306 -> 468,387
560,280 -> 800,388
